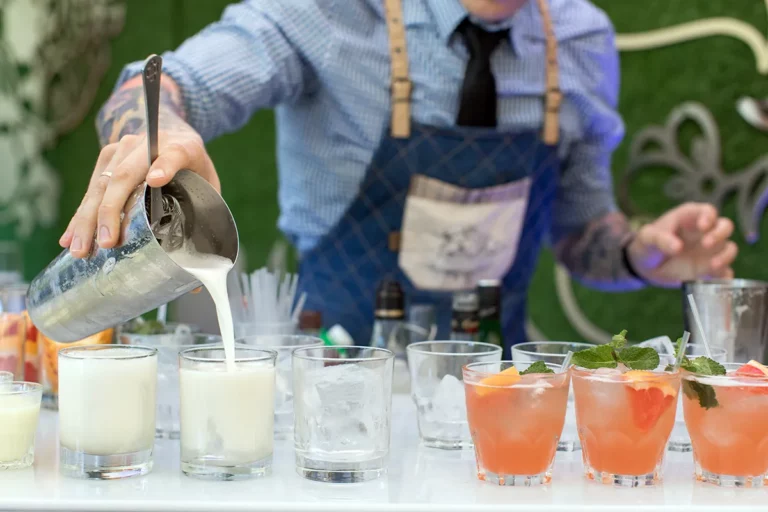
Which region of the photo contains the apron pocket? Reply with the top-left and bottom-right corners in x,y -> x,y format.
398,174 -> 531,291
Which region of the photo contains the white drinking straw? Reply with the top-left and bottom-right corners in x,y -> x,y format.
674,331 -> 691,370
686,294 -> 714,359
560,351 -> 574,373
156,303 -> 167,324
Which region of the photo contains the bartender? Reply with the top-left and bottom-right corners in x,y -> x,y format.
59,0 -> 737,347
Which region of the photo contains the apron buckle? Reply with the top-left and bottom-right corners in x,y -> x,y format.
392,78 -> 412,103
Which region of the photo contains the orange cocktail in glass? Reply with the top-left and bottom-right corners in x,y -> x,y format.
683,361 -> 768,487
572,367 -> 680,486
463,361 -> 569,486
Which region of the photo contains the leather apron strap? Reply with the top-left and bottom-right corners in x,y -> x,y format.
383,0 -> 561,145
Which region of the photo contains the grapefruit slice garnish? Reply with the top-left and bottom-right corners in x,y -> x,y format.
475,366 -> 521,397
624,370 -> 677,431
735,360 -> 768,377
22,311 -> 38,343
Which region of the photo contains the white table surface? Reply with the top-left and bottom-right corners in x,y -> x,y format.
1,394 -> 766,512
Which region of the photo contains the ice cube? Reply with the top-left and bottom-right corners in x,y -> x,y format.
594,367 -> 623,376
531,379 -> 553,396
302,364 -> 386,457
274,352 -> 294,414
414,358 -> 442,397
430,374 -> 466,423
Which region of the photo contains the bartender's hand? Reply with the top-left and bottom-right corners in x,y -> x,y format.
626,203 -> 737,287
59,74 -> 220,258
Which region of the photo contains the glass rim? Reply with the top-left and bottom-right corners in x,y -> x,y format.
119,332 -> 222,346
463,360 -> 566,379
511,341 -> 594,357
59,344 -> 157,360
179,345 -> 277,363
683,362 -> 768,382
118,322 -> 205,335
683,278 -> 768,290
292,345 -> 394,362
406,340 -> 502,357
0,381 -> 43,395
233,320 -> 297,326
235,334 -> 324,349
681,344 -> 727,356
571,365 -> 679,379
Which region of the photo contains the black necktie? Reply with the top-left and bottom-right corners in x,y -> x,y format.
456,20 -> 509,127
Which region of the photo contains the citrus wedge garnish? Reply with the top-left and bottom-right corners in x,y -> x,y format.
475,366 -> 521,397
735,360 -> 768,377
732,360 -> 768,395
624,370 -> 677,431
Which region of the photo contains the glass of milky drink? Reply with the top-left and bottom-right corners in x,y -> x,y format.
58,345 -> 158,479
293,346 -> 394,483
0,382 -> 42,470
179,346 -> 277,480
237,335 -> 323,439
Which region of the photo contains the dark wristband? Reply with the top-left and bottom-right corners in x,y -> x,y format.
621,237 -> 645,282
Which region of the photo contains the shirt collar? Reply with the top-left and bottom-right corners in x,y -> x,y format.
425,0 -> 469,44
424,0 -> 541,56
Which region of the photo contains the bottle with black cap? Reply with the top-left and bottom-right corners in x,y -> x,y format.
477,279 -> 503,347
369,279 -> 408,354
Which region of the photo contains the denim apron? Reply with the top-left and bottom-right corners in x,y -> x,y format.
297,0 -> 562,356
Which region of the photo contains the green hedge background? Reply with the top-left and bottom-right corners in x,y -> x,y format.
23,0 -> 768,341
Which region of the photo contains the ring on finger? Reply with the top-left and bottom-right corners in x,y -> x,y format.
100,171 -> 113,179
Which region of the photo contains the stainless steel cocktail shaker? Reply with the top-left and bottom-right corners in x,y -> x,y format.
27,170 -> 238,342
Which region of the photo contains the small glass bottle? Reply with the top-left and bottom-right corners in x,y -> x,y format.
451,291 -> 479,341
369,280 -> 408,355
299,310 -> 323,337
477,280 -> 503,348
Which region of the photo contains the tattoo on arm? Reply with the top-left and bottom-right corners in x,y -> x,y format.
554,212 -> 645,292
95,75 -> 187,147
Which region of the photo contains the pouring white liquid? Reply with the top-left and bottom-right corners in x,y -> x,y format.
169,250 -> 236,371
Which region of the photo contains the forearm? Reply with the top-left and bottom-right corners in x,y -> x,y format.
95,74 -> 188,147
553,212 -> 645,291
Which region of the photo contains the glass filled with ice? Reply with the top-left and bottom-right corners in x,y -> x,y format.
237,334 -> 322,438
406,341 -> 501,449
683,360 -> 768,487
293,346 -> 394,482
511,341 -> 592,452
0,371 -> 11,384
179,346 -> 276,480
58,345 -> 157,479
572,363 -> 680,486
463,361 -> 569,485
119,323 -> 219,439
0,382 -> 42,470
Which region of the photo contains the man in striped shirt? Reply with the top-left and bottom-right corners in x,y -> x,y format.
60,0 -> 736,346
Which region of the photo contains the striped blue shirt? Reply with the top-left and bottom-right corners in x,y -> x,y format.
117,0 -> 622,253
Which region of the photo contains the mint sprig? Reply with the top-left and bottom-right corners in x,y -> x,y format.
520,361 -> 555,375
669,337 -> 726,409
570,330 -> 660,371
